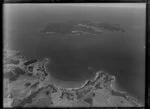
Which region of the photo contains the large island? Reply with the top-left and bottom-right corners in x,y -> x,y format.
3,49 -> 142,107
40,20 -> 125,36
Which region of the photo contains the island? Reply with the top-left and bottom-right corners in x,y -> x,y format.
40,20 -> 125,36
3,49 -> 143,107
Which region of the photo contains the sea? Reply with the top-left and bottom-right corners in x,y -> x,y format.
4,4 -> 145,103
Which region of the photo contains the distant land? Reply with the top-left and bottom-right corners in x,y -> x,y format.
40,20 -> 125,36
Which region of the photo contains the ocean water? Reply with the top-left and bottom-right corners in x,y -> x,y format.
4,4 -> 145,103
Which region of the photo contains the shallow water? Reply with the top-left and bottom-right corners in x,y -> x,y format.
4,4 -> 145,103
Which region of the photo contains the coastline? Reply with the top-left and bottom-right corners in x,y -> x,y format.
3,49 -> 143,107
3,49 -> 126,92
39,56 -> 143,106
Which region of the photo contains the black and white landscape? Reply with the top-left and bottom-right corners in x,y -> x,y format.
3,3 -> 145,107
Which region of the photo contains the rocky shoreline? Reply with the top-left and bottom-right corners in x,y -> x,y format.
3,49 -> 143,107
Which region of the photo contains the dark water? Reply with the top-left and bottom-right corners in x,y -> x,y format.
4,4 -> 145,103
